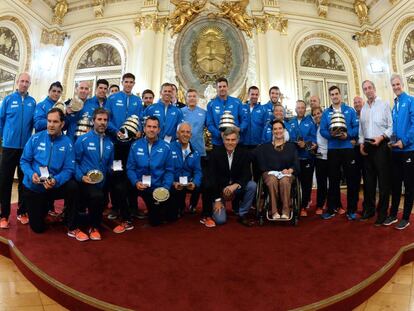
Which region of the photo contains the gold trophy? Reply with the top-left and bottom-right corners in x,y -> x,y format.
67,95 -> 84,112
53,101 -> 66,114
153,187 -> 170,203
86,170 -> 104,184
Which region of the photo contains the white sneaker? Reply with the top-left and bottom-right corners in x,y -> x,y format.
272,213 -> 280,220
281,214 -> 289,219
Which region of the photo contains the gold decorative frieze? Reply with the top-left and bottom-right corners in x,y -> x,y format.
92,0 -> 105,18
354,0 -> 370,26
211,0 -> 254,37
144,0 -> 157,6
254,13 -> 288,35
52,0 -> 68,25
355,28 -> 382,47
316,0 -> 329,18
40,28 -> 66,46
134,14 -> 168,35
264,0 -> 279,6
169,0 -> 207,37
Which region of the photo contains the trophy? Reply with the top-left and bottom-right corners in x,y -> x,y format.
75,115 -> 93,137
219,111 -> 236,131
87,170 -> 104,184
118,115 -> 140,142
67,95 -> 84,112
329,111 -> 347,137
153,187 -> 170,203
53,101 -> 66,114
203,128 -> 213,152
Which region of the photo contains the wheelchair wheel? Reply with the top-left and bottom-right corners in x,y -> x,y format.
290,178 -> 302,226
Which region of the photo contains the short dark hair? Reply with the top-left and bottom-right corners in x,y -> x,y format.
216,77 -> 228,85
171,83 -> 178,91
160,82 -> 173,91
186,88 -> 198,95
92,107 -> 109,120
96,79 -> 109,88
48,81 -> 63,92
122,73 -> 135,81
328,85 -> 341,94
47,107 -> 65,122
269,86 -> 280,95
109,84 -> 119,90
296,100 -> 306,107
311,107 -> 323,116
145,115 -> 160,127
142,89 -> 155,97
248,86 -> 259,94
270,119 -> 285,129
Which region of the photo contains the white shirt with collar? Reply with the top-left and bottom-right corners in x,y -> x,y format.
358,97 -> 393,144
227,150 -> 234,169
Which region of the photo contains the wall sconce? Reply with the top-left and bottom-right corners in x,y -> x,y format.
370,62 -> 384,73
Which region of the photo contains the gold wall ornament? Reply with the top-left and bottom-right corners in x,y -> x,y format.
389,0 -> 399,4
169,0 -> 207,37
0,15 -> 32,72
135,14 -> 168,35
316,0 -> 329,18
355,28 -> 382,47
210,0 -> 254,38
144,0 -> 158,6
391,16 -> 414,72
92,0 -> 105,18
354,0 -> 370,26
403,29 -> 414,64
190,26 -> 232,84
255,13 -> 288,34
40,28 -> 66,46
53,0 -> 68,25
264,0 -> 279,7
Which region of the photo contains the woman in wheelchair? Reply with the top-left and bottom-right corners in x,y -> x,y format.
254,120 -> 300,220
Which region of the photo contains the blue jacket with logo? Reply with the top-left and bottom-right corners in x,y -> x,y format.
143,101 -> 183,141
105,92 -> 143,139
241,102 -> 267,145
34,96 -> 56,132
66,96 -> 106,141
261,120 -> 292,143
74,130 -> 114,187
206,95 -> 247,145
170,141 -> 202,187
289,115 -> 317,159
0,91 -> 36,149
320,103 -> 359,149
392,92 -> 414,153
127,137 -> 174,189
181,106 -> 206,156
20,130 -> 74,193
263,101 -> 285,122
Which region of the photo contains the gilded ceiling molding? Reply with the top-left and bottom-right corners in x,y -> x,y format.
391,16 -> 414,72
52,0 -> 68,25
354,0 -> 370,26
254,13 -> 288,34
40,28 -> 66,46
134,14 -> 169,35
316,0 -> 329,18
0,15 -> 32,72
294,32 -> 361,95
355,28 -> 382,47
62,33 -> 127,99
92,0 -> 105,18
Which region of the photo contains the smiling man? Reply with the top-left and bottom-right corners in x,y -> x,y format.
34,81 -> 63,132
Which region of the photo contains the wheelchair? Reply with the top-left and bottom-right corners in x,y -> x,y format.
255,175 -> 301,226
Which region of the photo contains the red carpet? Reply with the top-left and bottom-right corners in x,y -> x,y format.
1,193 -> 414,311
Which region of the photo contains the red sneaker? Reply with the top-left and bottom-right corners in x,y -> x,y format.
67,229 -> 89,242
0,218 -> 9,229
89,228 -> 102,241
17,214 -> 29,225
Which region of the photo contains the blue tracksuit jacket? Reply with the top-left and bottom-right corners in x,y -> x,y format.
392,92 -> 414,152
170,141 -> 202,187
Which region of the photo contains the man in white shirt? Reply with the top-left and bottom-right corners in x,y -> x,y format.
358,80 -> 392,225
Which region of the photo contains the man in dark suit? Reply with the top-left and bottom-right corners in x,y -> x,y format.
203,127 -> 256,227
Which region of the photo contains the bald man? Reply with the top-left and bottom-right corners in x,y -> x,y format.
353,96 -> 364,117
310,95 -> 321,110
0,73 -> 36,228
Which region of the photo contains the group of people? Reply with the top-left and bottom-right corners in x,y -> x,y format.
0,71 -> 413,242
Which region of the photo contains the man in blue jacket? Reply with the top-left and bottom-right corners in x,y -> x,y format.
74,108 -> 114,240
143,83 -> 183,142
34,81 -> 63,132
65,79 -> 108,141
383,74 -> 414,230
206,77 -> 247,146
0,73 -> 36,229
104,73 -> 143,221
263,86 -> 283,123
320,86 -> 359,220
241,86 -> 267,149
289,100 -> 317,217
170,122 -> 202,217
127,116 -> 174,227
262,104 -> 291,143
19,108 -> 84,239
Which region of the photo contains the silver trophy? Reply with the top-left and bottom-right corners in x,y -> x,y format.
67,95 -> 84,112
329,111 -> 347,137
75,115 -> 93,137
118,115 -> 140,142
219,111 -> 237,131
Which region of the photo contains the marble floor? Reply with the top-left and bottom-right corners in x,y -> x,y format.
1,185 -> 414,310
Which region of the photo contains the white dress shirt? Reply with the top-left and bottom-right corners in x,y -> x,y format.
358,97 -> 393,144
227,151 -> 234,169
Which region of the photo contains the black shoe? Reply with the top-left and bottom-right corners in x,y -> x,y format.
360,212 -> 375,221
374,218 -> 385,226
238,216 -> 253,227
